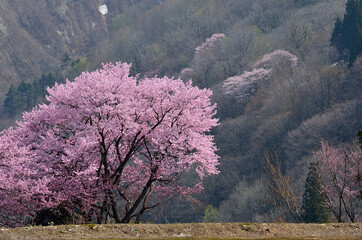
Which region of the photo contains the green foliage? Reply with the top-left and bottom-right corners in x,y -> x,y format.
3,86 -> 21,118
72,57 -> 88,74
3,81 -> 35,118
87,223 -> 99,231
301,162 -> 331,223
60,53 -> 72,70
2,73 -> 62,118
331,0 -> 362,65
331,17 -> 344,53
203,205 -> 220,223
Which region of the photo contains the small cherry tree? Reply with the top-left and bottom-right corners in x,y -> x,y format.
223,50 -> 297,103
223,68 -> 271,103
180,33 -> 226,87
315,141 -> 361,222
0,62 -> 219,225
194,33 -> 226,56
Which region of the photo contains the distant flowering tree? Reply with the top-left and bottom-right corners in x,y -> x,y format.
223,68 -> 271,103
253,49 -> 298,70
194,33 -> 226,56
315,141 -> 361,222
180,67 -> 194,81
0,62 -> 219,226
223,50 -> 297,103
180,33 -> 226,87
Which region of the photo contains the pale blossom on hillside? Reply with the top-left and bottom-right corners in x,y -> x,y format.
223,50 -> 297,103
223,68 -> 271,103
253,49 -> 298,69
195,33 -> 225,56
180,34 -> 225,84
180,67 -> 194,81
192,33 -> 225,76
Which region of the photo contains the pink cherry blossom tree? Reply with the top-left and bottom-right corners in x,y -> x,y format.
253,49 -> 298,70
0,62 -> 219,225
194,33 -> 225,56
180,33 -> 226,87
223,50 -> 297,103
223,68 -> 271,103
315,141 -> 361,222
0,128 -> 53,227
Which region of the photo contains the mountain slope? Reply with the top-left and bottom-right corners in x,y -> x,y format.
0,0 -> 126,102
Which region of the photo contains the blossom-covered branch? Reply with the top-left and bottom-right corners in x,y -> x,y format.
315,141 -> 361,222
0,62 -> 219,226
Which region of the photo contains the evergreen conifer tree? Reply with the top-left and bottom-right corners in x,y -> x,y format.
331,0 -> 362,65
17,80 -> 34,111
331,17 -> 344,52
32,79 -> 41,106
342,0 -> 359,49
3,85 -> 21,118
301,162 -> 331,223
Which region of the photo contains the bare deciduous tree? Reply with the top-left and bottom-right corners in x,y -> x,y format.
264,150 -> 304,222
288,16 -> 311,52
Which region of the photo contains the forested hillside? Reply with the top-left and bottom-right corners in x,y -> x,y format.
0,0 -> 138,107
0,0 -> 361,224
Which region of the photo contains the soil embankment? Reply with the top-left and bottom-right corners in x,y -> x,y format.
0,222 -> 361,240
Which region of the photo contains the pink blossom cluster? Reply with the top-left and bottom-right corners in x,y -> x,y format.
315,141 -> 361,222
180,34 -> 225,82
223,68 -> 271,103
0,62 -> 219,225
0,128 -> 54,226
253,49 -> 298,69
223,50 -> 297,103
195,33 -> 225,56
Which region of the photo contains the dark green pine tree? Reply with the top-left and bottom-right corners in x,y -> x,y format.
344,0 -> 362,64
17,80 -> 34,111
301,162 -> 331,223
350,14 -> 362,64
331,17 -> 344,53
3,85 -> 21,118
60,53 -> 72,70
331,0 -> 362,65
32,79 -> 42,106
342,0 -> 360,50
39,73 -> 57,97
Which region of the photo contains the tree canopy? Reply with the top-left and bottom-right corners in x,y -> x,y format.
0,62 -> 219,226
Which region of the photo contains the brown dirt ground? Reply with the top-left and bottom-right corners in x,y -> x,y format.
0,223 -> 361,240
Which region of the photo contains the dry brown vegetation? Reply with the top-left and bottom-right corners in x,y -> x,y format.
0,223 -> 361,240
